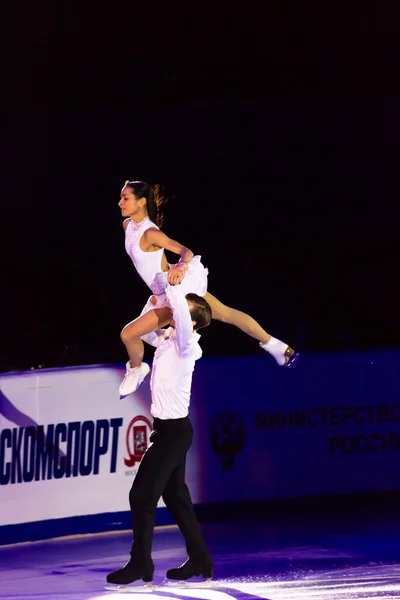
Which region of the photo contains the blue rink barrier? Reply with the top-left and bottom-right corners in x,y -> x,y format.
1,351 -> 400,545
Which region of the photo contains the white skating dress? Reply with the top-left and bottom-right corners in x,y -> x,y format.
124,217 -> 208,314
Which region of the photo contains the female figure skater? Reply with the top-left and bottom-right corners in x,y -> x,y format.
118,180 -> 299,395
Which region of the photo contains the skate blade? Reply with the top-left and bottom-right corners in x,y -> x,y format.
165,578 -> 217,588
105,582 -> 156,593
284,348 -> 300,368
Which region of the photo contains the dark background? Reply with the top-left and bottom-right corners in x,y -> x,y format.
1,4 -> 399,372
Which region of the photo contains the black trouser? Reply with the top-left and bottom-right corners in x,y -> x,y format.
129,416 -> 210,568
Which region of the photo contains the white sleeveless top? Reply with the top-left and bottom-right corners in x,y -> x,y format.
124,217 -> 164,290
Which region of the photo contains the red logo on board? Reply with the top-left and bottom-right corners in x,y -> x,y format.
124,416 -> 152,467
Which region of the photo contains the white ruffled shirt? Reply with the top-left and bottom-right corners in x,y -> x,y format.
141,284 -> 202,420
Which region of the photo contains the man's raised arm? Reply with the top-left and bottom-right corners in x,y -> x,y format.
165,284 -> 194,357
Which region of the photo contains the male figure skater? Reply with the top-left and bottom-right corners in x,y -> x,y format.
107,284 -> 214,586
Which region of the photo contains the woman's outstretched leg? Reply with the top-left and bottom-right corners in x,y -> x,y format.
204,292 -> 299,367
